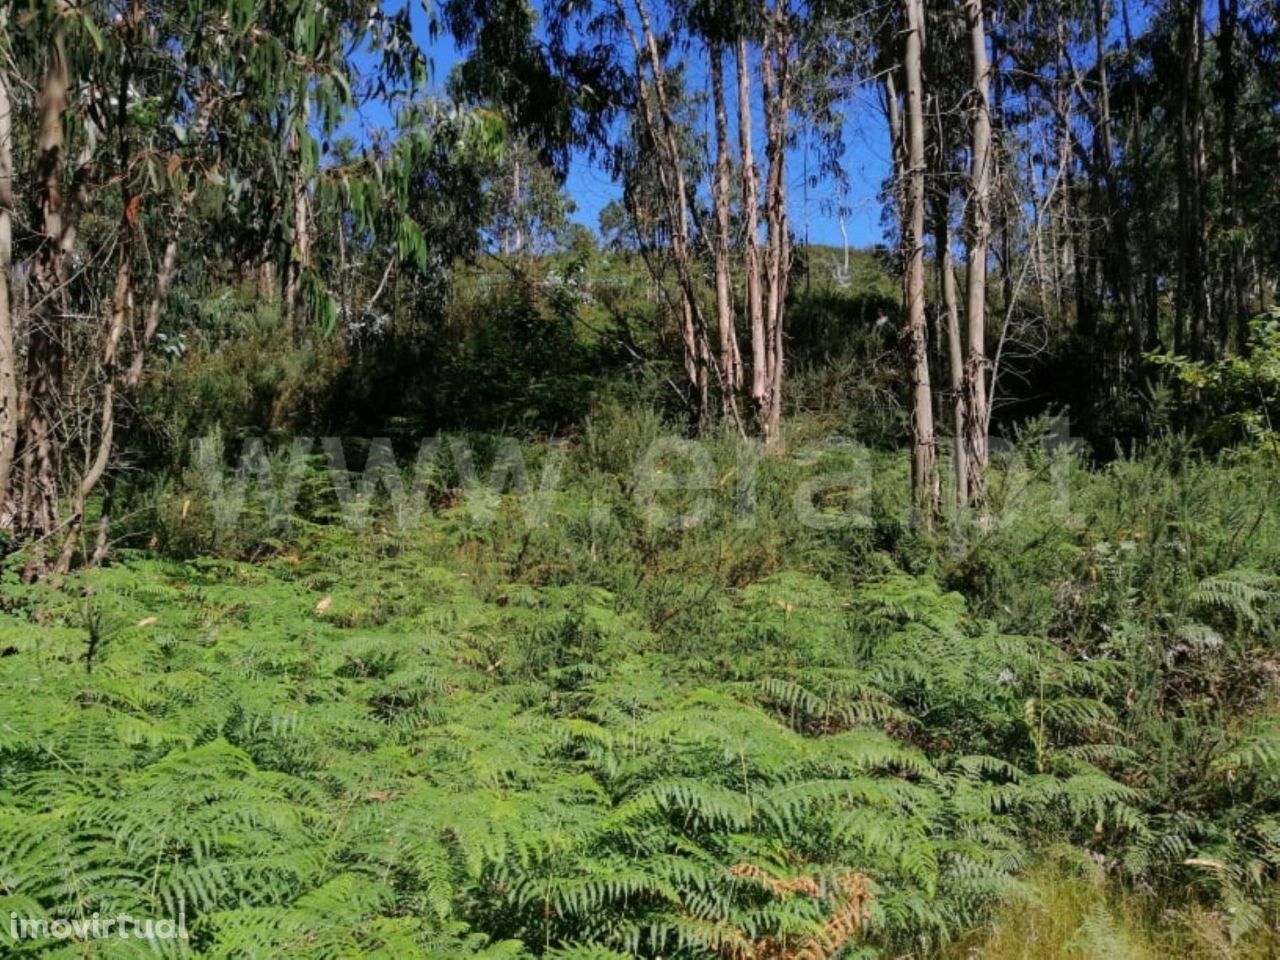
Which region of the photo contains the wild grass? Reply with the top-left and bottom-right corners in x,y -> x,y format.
951,850 -> 1280,959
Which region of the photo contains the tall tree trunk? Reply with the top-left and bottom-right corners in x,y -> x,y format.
1026,129 -> 1053,325
963,0 -> 993,506
1052,9 -> 1075,330
934,200 -> 968,508
760,0 -> 792,445
283,101 -> 313,329
1176,0 -> 1206,359
924,81 -> 966,508
285,172 -> 311,326
903,0 -> 939,523
1092,0 -> 1143,367
1218,0 -> 1245,352
709,41 -> 743,418
884,72 -> 906,243
1119,0 -> 1159,350
17,28 -> 72,547
990,6 -> 1014,319
1189,0 -> 1207,359
0,17 -> 17,522
629,0 -> 712,427
738,36 -> 767,431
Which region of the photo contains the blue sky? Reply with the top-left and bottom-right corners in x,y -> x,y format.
348,3 -> 893,249
343,1 -> 1169,251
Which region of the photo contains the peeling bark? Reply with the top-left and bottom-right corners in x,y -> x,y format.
760,0 -> 791,445
0,14 -> 18,521
710,42 -> 743,414
902,0 -> 940,523
963,0 -> 992,506
738,36 -> 766,428
17,28 -> 72,547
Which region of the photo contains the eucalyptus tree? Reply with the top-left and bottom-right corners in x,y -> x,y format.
0,0 -> 501,573
621,0 -> 802,442
448,0 -> 814,441
689,0 -> 746,421
0,6 -> 17,526
874,0 -> 997,519
900,0 -> 940,521
961,0 -> 993,504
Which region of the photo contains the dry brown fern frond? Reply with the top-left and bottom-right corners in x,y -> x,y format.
727,862 -> 822,899
719,865 -> 873,960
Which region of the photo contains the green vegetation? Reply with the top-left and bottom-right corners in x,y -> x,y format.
2,0 -> 1280,955
3,399 -> 1279,955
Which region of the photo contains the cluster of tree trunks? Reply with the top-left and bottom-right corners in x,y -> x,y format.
2,0 -> 1276,570
623,0 -> 793,444
889,0 -> 995,526
883,0 -> 1273,524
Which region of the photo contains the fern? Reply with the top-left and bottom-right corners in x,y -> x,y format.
4,443 -> 1279,956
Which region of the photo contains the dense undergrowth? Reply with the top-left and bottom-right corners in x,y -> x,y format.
2,398 -> 1279,956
